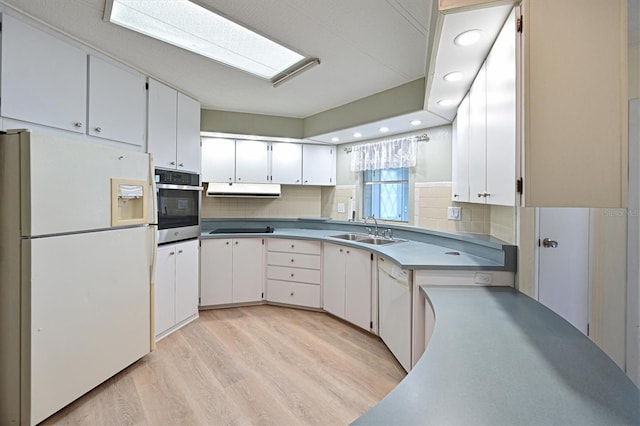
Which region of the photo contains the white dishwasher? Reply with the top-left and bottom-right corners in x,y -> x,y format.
378,256 -> 412,372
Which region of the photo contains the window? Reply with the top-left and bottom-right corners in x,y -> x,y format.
363,168 -> 409,222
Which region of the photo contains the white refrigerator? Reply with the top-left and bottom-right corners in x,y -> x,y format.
0,130 -> 156,425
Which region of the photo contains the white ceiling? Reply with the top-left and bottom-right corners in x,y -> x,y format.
1,0 -> 434,120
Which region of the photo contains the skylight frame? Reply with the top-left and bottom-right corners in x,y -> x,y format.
104,0 -> 309,80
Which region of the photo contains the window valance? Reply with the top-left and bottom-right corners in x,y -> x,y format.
349,137 -> 417,172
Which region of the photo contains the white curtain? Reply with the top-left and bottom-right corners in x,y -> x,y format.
349,137 -> 417,172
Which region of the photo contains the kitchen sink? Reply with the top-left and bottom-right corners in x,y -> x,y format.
330,233 -> 369,241
330,233 -> 406,246
357,237 -> 403,245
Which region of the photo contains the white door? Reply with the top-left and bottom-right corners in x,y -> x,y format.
176,93 -> 201,173
485,10 -> 517,206
201,138 -> 235,182
148,79 -> 178,169
323,243 -> 346,318
452,95 -> 470,202
537,208 -> 590,334
235,140 -> 270,183
174,239 -> 199,324
468,63 -> 487,203
155,244 -> 177,335
232,239 -> 264,303
271,142 -> 302,184
302,145 -> 335,185
345,248 -> 372,330
200,239 -> 233,305
1,14 -> 87,133
88,56 -> 146,146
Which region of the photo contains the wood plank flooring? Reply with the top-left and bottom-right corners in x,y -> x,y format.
42,305 -> 406,425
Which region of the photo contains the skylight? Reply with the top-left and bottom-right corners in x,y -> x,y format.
106,0 -> 306,80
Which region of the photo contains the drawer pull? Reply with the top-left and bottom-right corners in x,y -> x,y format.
290,292 -> 295,296
291,259 -> 295,263
290,273 -> 295,277
291,244 -> 295,248
225,241 -> 229,245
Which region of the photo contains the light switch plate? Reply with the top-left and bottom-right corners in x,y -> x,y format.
337,203 -> 345,213
447,206 -> 461,221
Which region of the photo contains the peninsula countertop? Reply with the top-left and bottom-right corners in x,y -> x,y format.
353,286 -> 640,425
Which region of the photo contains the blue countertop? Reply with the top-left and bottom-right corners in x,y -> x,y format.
200,219 -> 516,271
353,286 -> 640,425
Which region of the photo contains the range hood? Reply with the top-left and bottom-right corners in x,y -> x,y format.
206,182 -> 281,198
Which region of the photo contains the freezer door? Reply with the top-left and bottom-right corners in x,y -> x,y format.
21,132 -> 151,236
23,227 -> 152,424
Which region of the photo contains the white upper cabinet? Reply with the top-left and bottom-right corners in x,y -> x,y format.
88,56 -> 146,146
452,95 -> 470,202
148,79 -> 178,169
1,14 -> 87,133
235,140 -> 270,183
201,138 -> 236,182
468,64 -> 487,204
485,11 -> 517,207
271,143 -> 302,184
302,144 -> 336,186
176,93 -> 201,173
148,80 -> 201,172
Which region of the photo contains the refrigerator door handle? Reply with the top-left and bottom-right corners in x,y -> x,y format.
149,152 -> 158,225
149,224 -> 158,351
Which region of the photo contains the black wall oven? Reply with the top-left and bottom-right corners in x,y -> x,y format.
155,169 -> 202,244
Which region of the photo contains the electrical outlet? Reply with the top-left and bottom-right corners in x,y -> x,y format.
474,272 -> 493,285
447,206 -> 462,221
337,203 -> 345,213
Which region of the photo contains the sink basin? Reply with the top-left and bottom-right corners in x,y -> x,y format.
357,237 -> 401,245
330,233 -> 369,241
330,233 -> 406,245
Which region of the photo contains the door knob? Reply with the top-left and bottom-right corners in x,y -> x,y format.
542,238 -> 559,248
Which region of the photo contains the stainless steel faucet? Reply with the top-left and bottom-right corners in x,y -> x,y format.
365,215 -> 379,237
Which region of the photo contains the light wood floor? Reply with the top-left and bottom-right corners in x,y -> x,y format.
42,305 -> 406,426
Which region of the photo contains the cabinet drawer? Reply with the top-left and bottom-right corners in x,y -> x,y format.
267,239 -> 321,255
267,252 -> 320,269
267,280 -> 321,308
267,265 -> 320,285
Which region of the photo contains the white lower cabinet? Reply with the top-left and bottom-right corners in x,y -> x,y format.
200,238 -> 264,305
322,243 -> 373,331
266,239 -> 321,308
154,239 -> 199,339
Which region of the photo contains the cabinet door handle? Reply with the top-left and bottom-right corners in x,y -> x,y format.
453,194 -> 459,198
290,273 -> 294,277
291,244 -> 295,248
346,250 -> 350,254
225,241 -> 230,245
169,251 -> 175,255
339,249 -> 343,252
304,180 -> 308,184
235,241 -> 239,245
170,161 -> 176,165
94,127 -> 102,133
179,163 -> 184,167
290,258 -> 295,263
290,292 -> 295,296
178,250 -> 183,254
477,192 -> 484,198
238,177 -> 242,181
74,122 -> 83,128
229,177 -> 233,181
296,179 -> 300,183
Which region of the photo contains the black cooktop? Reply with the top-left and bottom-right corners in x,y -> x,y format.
209,226 -> 275,234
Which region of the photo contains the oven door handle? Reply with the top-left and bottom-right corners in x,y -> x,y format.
156,184 -> 203,191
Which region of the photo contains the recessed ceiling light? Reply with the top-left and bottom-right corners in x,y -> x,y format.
379,127 -> 389,133
443,72 -> 463,82
454,30 -> 482,47
437,99 -> 455,107
331,137 -> 340,142
410,120 -> 422,126
106,0 -> 306,79
353,132 -> 363,138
